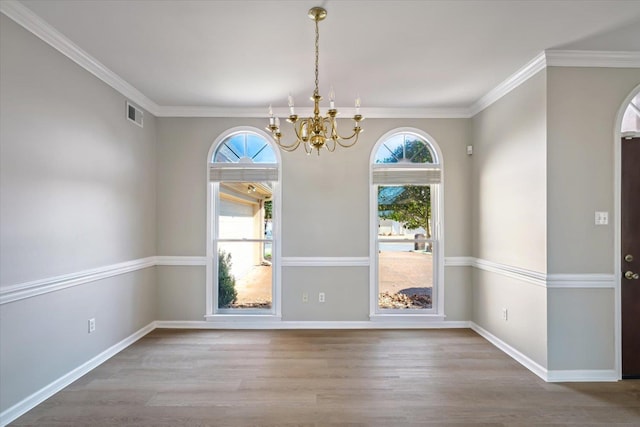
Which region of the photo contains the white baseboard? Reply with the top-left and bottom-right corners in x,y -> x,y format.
546,369 -> 618,382
469,322 -> 620,382
157,320 -> 471,330
469,321 -> 549,381
0,322 -> 156,427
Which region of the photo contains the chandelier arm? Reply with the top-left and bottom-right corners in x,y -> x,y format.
333,125 -> 362,141
325,137 -> 337,152
334,130 -> 362,148
277,139 -> 303,151
273,130 -> 303,151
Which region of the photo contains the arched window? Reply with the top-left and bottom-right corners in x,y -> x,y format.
370,129 -> 444,318
206,128 -> 281,318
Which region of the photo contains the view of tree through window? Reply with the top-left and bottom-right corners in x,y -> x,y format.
377,185 -> 433,310
373,133 -> 436,311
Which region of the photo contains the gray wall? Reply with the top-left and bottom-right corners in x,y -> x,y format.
471,70 -> 548,367
546,67 -> 640,275
156,117 -> 472,321
546,66 -> 640,370
470,65 -> 640,371
0,16 -> 157,412
472,71 -> 547,272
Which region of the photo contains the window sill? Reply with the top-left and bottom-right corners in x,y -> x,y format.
369,313 -> 446,322
205,314 -> 282,323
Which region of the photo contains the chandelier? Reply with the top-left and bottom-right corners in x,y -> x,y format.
267,6 -> 364,155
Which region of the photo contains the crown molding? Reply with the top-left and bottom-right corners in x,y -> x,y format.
155,106 -> 472,119
0,0 -> 160,115
468,49 -> 640,116
357,107 -> 471,119
468,51 -> 547,117
545,50 -> 640,68
2,1 -> 638,119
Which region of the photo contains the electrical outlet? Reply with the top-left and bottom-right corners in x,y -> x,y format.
302,292 -> 309,303
501,308 -> 508,321
88,318 -> 96,333
319,292 -> 325,303
595,211 -> 608,225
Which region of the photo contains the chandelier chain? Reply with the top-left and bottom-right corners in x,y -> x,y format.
314,18 -> 320,96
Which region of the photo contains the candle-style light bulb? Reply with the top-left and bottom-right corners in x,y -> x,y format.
329,86 -> 335,109
288,94 -> 295,115
268,104 -> 275,125
355,95 -> 361,115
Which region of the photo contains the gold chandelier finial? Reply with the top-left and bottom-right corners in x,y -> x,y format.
267,6 -> 364,156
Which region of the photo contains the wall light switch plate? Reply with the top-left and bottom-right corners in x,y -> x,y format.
595,211 -> 608,225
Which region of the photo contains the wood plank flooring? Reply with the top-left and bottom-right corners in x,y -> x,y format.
10,328 -> 640,426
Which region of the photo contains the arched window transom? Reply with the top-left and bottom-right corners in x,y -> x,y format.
213,132 -> 277,164
374,133 -> 437,164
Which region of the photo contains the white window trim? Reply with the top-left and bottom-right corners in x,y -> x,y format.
368,127 -> 445,321
205,127 -> 282,320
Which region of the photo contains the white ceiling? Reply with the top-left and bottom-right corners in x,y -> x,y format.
9,0 -> 640,115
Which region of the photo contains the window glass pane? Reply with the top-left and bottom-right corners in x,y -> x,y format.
621,94 -> 640,133
226,134 -> 246,158
214,143 -> 240,163
246,134 -> 265,158
252,145 -> 277,163
218,243 -> 272,310
219,182 -> 273,239
374,134 -> 403,163
404,137 -> 434,163
377,183 -> 432,311
378,185 -> 431,238
213,133 -> 277,164
377,241 -> 432,310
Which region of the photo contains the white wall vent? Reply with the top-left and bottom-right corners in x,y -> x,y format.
126,101 -> 143,128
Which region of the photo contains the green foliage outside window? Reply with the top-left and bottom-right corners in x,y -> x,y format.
378,186 -> 431,237
378,139 -> 432,237
218,250 -> 237,308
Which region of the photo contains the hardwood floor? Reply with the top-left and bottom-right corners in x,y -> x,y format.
10,329 -> 640,426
